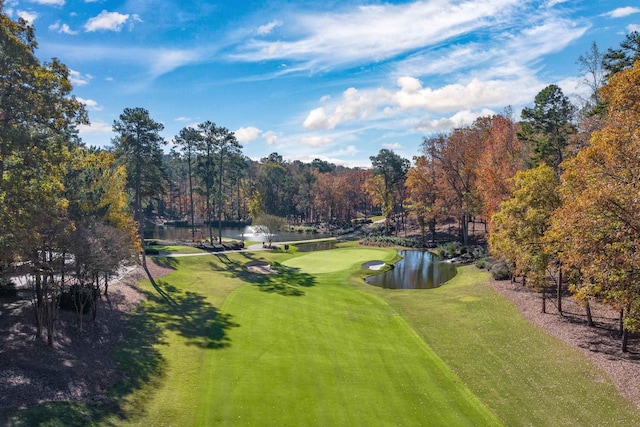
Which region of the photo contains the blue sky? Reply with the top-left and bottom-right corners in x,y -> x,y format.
6,0 -> 640,166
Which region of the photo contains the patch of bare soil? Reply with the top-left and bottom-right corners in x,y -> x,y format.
0,261 -> 171,411
491,278 -> 640,408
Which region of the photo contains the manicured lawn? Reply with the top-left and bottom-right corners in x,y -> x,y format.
113,247 -> 500,426
357,265 -> 640,426
281,247 -> 393,274
7,245 -> 640,426
194,248 -> 498,426
146,244 -> 207,254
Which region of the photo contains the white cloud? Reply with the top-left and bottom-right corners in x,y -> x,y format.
263,130 -> 279,145
76,97 -> 102,111
84,10 -> 134,32
392,17 -> 587,79
148,49 -> 201,78
628,24 -> 640,33
235,126 -> 262,143
603,7 -> 640,18
300,136 -> 334,147
69,69 -> 92,86
304,87 -> 390,130
17,10 -> 38,24
49,21 -> 79,35
46,43 -> 205,80
303,108 -> 330,130
233,0 -> 521,71
257,20 -> 282,35
393,77 -> 517,112
174,116 -> 192,122
78,119 -> 111,135
417,109 -> 496,132
29,0 -> 64,5
382,142 -> 402,150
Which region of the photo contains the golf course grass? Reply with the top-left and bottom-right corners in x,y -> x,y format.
6,244 -> 640,426
112,247 -> 500,426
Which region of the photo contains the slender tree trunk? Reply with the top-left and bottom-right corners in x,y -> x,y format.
217,151 -> 224,244
622,326 -> 629,353
34,271 -> 43,339
541,287 -> 546,313
188,152 -> 195,240
619,309 -> 624,337
557,268 -> 562,315
585,301 -> 594,327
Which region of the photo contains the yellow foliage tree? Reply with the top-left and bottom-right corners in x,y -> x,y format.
546,61 -> 640,352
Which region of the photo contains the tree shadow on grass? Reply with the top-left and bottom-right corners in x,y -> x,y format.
150,255 -> 179,270
208,255 -> 316,297
142,278 -> 238,349
0,265 -> 238,426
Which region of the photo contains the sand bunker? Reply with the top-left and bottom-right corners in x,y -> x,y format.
246,260 -> 278,275
363,261 -> 386,270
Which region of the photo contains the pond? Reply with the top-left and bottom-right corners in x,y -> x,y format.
365,250 -> 457,289
144,224 -> 332,243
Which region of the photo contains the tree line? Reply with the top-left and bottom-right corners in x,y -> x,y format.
2,0 -> 640,352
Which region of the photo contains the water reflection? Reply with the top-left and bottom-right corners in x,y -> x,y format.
366,250 -> 457,289
144,225 -> 331,242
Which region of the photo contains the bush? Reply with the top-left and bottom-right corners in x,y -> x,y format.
59,285 -> 92,313
490,261 -> 512,280
475,257 -> 488,270
0,278 -> 17,297
360,236 -> 433,248
145,247 -> 160,255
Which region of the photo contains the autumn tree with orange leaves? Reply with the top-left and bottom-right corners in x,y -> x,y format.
546,61 -> 640,352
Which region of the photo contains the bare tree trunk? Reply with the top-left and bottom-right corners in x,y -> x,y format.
557,268 -> 562,315
541,287 -> 546,314
34,272 -> 43,339
619,309 -> 624,337
585,301 -> 594,327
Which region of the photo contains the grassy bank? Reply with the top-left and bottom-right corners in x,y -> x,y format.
357,265 -> 640,426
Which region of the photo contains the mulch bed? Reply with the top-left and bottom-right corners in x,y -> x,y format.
0,261 -> 172,412
491,278 -> 640,408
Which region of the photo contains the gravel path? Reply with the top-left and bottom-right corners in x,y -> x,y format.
490,278 -> 640,408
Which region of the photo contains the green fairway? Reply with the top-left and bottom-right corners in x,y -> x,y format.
358,266 -> 640,426
195,249 -> 499,425
115,247 -> 500,426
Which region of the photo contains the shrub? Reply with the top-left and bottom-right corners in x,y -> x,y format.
360,236 -> 433,248
0,278 -> 17,297
59,285 -> 92,313
490,261 -> 512,280
475,257 -> 488,270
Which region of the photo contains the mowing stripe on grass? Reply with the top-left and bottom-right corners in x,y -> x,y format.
195,250 -> 501,426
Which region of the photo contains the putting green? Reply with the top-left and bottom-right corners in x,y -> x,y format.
282,248 -> 395,274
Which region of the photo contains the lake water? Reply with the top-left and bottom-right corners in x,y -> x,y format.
144,224 -> 331,243
365,250 -> 457,289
